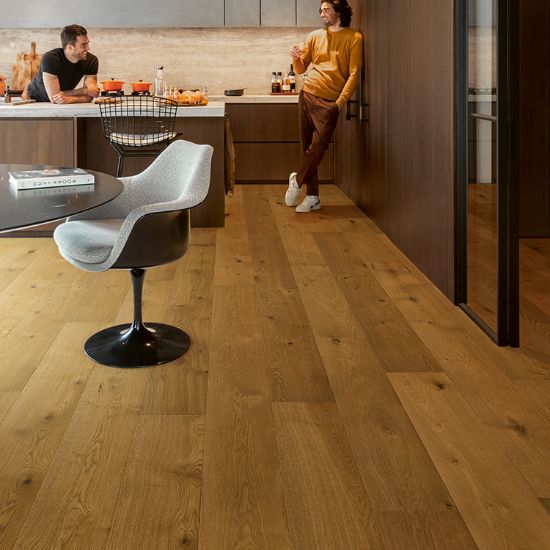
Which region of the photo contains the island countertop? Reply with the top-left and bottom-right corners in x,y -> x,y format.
0,94 -> 299,117
0,101 -> 225,118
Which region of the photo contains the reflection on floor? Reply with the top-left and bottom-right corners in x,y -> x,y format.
468,182 -> 550,360
467,182 -> 497,329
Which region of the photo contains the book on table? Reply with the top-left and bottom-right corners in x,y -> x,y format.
14,184 -> 96,197
8,168 -> 95,190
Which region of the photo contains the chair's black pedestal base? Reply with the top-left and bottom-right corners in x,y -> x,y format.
84,322 -> 190,368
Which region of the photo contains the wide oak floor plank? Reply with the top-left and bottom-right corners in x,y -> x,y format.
0,322 -> 99,550
517,380 -> 550,423
214,186 -> 255,287
243,186 -> 334,402
450,377 -> 550,497
0,238 -> 50,269
0,392 -> 19,425
389,372 -> 550,550
290,263 -> 457,512
0,252 -> 102,392
315,231 -> 442,373
199,285 -> 291,550
0,267 -> 23,293
105,415 -> 204,550
12,367 -> 148,550
140,234 -> 216,415
273,402 -> 385,550
373,511 -> 478,550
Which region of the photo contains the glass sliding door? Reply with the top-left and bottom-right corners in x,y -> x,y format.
456,0 -> 519,345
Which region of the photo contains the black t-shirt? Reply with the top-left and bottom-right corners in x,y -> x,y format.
27,48 -> 99,102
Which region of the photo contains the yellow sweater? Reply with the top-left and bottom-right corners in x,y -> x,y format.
297,27 -> 363,109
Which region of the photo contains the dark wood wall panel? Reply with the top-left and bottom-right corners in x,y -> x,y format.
386,0 -> 454,296
518,0 -> 550,236
0,119 -> 75,166
336,0 -> 455,299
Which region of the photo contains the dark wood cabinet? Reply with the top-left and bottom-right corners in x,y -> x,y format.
0,119 -> 76,166
227,103 -> 334,184
335,0 -> 455,300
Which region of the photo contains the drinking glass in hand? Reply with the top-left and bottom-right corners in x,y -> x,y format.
291,43 -> 305,60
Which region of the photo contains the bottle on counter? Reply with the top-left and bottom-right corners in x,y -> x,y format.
271,71 -> 281,93
277,72 -> 283,93
289,64 -> 296,93
282,72 -> 291,93
271,72 -> 279,93
154,66 -> 165,97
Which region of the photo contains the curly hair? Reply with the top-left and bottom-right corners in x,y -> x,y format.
322,0 -> 353,27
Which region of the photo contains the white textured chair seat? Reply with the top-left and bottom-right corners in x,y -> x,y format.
55,219 -> 124,264
53,140 -> 213,273
109,131 -> 177,147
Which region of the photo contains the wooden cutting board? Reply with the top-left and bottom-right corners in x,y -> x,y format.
11,42 -> 42,98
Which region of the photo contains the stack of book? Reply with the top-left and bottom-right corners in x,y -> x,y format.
9,168 -> 95,191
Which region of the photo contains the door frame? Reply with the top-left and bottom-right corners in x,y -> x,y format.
454,0 -> 519,346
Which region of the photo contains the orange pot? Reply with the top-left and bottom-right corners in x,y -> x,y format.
101,78 -> 124,92
130,80 -> 151,93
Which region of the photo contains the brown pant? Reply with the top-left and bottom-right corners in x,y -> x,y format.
297,90 -> 340,196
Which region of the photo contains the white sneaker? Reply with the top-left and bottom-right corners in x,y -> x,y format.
285,172 -> 302,206
296,195 -> 321,213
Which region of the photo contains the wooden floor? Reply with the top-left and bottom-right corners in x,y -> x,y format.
0,184 -> 549,550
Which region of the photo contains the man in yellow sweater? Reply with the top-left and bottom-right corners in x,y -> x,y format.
286,0 -> 363,212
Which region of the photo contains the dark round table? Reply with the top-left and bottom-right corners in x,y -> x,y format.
0,164 -> 123,233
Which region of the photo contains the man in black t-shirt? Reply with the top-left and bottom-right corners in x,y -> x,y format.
27,24 -> 99,104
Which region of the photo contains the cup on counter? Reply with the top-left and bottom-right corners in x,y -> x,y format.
167,85 -> 179,101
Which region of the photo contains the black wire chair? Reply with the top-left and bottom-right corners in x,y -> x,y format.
98,96 -> 179,177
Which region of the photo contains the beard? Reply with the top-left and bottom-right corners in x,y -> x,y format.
322,15 -> 338,27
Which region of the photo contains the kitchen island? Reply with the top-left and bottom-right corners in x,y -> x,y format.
0,101 -> 225,228
0,93 -> 329,230
210,93 -> 333,185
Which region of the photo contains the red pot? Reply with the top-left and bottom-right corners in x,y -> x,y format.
101,78 -> 124,92
130,80 -> 152,93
